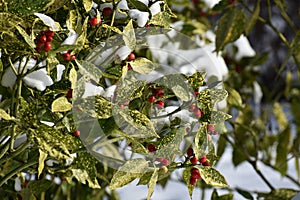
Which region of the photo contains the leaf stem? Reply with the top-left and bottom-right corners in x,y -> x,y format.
0,140 -> 30,165
0,159 -> 38,187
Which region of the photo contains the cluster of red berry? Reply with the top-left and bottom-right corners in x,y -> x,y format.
127,53 -> 136,70
186,148 -> 210,185
34,30 -> 55,53
60,51 -> 76,61
187,148 -> 210,166
148,87 -> 165,109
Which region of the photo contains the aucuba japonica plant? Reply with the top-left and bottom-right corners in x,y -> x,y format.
1,0 -> 300,199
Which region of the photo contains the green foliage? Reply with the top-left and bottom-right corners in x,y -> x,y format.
6,0 -> 51,16
215,8 -> 246,51
1,0 -> 300,199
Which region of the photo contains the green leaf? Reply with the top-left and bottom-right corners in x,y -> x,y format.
71,152 -> 101,189
236,188 -> 254,200
182,167 -> 195,198
245,0 -> 260,35
199,167 -> 228,188
123,20 -> 136,51
109,158 -> 148,190
7,0 -> 52,16
75,17 -> 88,48
102,24 -> 122,34
156,127 -> 186,161
79,95 -> 112,119
226,87 -> 243,108
130,57 -> 158,74
217,134 -> 227,157
38,150 -> 47,178
15,25 -> 36,49
188,71 -> 206,90
27,180 -> 52,197
258,188 -> 299,200
275,127 -> 291,175
147,169 -> 158,200
215,8 -> 246,51
156,74 -> 193,102
273,102 -> 288,130
117,109 -> 159,138
30,125 -> 72,160
149,12 -> 171,28
69,66 -> 77,89
209,88 -> 228,104
194,124 -> 207,158
0,108 -> 15,120
127,0 -> 150,12
211,111 -> 231,124
0,13 -> 22,31
115,79 -> 146,103
232,146 -> 247,166
66,10 -> 77,31
76,60 -> 102,82
51,96 -> 72,112
83,0 -> 93,12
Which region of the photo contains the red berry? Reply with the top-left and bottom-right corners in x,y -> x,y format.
191,168 -> 201,179
46,36 -> 53,42
189,104 -> 196,112
206,124 -> 215,133
194,91 -> 199,96
199,155 -> 207,164
190,177 -> 197,185
61,177 -> 67,182
187,148 -> 194,157
127,53 -> 136,61
102,7 -> 113,15
157,93 -> 164,98
161,158 -> 170,166
90,17 -> 100,26
35,47 -> 41,53
156,101 -> 164,109
63,53 -> 71,61
35,39 -> 43,47
66,89 -> 73,99
73,130 -> 80,137
148,95 -> 156,103
235,65 -> 243,73
190,156 -> 198,165
193,109 -> 203,118
39,35 -> 47,43
43,42 -> 51,52
45,30 -> 55,37
147,144 -> 156,152
71,55 -> 76,60
156,158 -> 169,166
152,88 -> 163,96
202,161 -> 210,166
